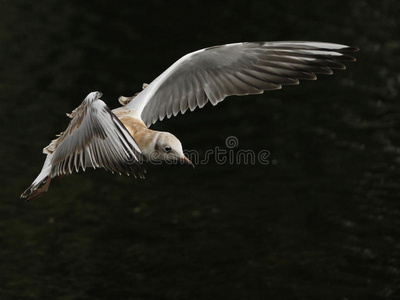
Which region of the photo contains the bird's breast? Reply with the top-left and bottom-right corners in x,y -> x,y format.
113,109 -> 158,156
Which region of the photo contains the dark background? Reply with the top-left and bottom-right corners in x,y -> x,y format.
1,0 -> 399,299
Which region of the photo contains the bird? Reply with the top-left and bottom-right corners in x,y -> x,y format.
21,41 -> 358,200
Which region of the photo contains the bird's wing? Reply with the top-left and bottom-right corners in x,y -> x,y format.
49,91 -> 145,178
124,41 -> 358,127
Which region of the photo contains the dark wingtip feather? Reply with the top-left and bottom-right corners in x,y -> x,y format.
338,45 -> 359,62
20,177 -> 51,201
341,45 -> 360,52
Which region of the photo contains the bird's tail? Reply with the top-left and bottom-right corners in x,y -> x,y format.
21,155 -> 53,201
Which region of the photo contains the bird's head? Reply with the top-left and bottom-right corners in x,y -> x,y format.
149,132 -> 193,167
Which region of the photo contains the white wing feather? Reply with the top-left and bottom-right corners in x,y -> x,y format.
21,92 -> 145,200
125,41 -> 358,127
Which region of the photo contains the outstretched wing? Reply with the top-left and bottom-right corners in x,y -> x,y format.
21,91 -> 145,201
125,41 -> 358,127
50,91 -> 145,178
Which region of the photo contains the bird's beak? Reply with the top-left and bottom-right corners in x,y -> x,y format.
182,156 -> 195,168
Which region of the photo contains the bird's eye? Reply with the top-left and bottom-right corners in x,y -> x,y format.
164,146 -> 172,153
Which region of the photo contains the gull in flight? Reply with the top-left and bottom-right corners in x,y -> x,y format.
21,41 -> 358,200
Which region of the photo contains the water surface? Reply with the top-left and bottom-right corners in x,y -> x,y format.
1,1 -> 399,299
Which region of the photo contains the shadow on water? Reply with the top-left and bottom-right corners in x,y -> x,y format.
0,0 -> 400,299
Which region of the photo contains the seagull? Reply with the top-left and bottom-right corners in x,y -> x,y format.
21,41 -> 358,200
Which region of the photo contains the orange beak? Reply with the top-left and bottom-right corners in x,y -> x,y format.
182,156 -> 195,168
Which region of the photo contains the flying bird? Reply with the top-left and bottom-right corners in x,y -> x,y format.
21,41 -> 358,200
